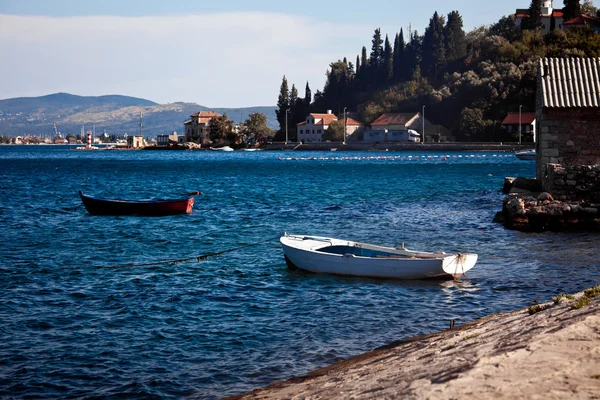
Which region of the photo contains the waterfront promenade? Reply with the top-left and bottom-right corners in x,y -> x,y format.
263,142 -> 533,152
231,290 -> 600,399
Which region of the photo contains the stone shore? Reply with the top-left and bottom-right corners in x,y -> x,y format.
227,290 -> 600,400
495,175 -> 600,232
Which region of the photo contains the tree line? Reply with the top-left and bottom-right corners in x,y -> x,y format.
276,0 -> 600,142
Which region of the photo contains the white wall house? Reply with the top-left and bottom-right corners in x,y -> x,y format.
296,110 -> 362,143
364,113 -> 426,143
515,0 -> 564,34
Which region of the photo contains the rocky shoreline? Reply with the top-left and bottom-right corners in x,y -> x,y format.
227,287 -> 600,399
495,172 -> 600,232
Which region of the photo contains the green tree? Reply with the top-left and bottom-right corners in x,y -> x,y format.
369,28 -> 384,84
581,0 -> 597,16
242,112 -> 271,144
275,75 -> 289,132
490,15 -> 522,42
457,107 -> 490,141
209,113 -> 235,144
563,0 -> 582,21
444,11 -> 467,63
289,83 -> 299,125
383,35 -> 394,83
405,31 -> 422,81
422,12 -> 446,79
323,120 -> 345,141
393,29 -> 406,82
527,0 -> 543,29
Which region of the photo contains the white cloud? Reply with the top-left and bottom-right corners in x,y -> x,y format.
0,13 -> 391,107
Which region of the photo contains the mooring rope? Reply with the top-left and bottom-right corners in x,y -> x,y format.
97,235 -> 280,269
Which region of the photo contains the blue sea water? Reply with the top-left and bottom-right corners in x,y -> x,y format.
0,145 -> 599,399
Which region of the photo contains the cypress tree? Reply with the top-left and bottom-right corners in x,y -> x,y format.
422,12 -> 446,79
405,31 -> 422,81
360,46 -> 369,73
356,55 -> 360,76
528,0 -> 543,29
383,35 -> 394,84
369,28 -> 383,85
563,0 -> 582,21
289,84 -> 298,119
305,82 -> 311,106
275,75 -> 289,132
444,11 -> 467,63
397,28 -> 406,81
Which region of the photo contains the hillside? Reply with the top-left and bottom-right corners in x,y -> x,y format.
0,93 -> 277,137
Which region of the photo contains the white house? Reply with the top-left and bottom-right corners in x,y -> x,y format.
515,0 -> 564,34
296,110 -> 362,143
364,113 -> 423,142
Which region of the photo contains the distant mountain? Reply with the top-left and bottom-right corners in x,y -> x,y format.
0,93 -> 278,137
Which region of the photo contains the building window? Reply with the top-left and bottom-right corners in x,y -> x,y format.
300,130 -> 303,134
317,130 -> 321,134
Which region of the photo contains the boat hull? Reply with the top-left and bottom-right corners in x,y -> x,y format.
281,235 -> 478,280
515,150 -> 536,160
79,191 -> 194,216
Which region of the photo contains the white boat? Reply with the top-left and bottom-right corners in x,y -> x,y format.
515,149 -> 535,160
280,234 -> 478,280
210,146 -> 234,151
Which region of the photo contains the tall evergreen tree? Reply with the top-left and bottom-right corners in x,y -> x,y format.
369,28 -> 384,85
563,0 -> 582,21
528,0 -> 543,29
395,28 -> 406,81
275,75 -> 289,132
289,84 -> 298,124
356,55 -> 360,76
404,31 -> 422,81
383,35 -> 394,84
422,12 -> 446,79
360,46 -> 369,74
304,82 -> 312,106
444,11 -> 467,64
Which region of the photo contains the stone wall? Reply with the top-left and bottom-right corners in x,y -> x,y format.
536,108 -> 600,180
542,164 -> 600,202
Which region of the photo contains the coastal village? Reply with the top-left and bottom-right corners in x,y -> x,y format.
2,1 -> 600,400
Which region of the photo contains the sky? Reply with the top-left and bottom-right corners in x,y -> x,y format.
0,0 -> 594,107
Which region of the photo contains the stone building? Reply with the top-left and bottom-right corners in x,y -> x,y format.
296,111 -> 362,143
184,111 -> 221,144
536,57 -> 600,200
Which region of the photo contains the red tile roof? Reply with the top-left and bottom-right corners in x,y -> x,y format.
552,10 -> 563,17
563,15 -> 600,26
190,111 -> 221,118
310,113 -> 339,125
371,113 -> 418,126
341,117 -> 361,125
501,112 -> 536,125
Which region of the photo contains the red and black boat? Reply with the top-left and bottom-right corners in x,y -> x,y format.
78,191 -> 194,216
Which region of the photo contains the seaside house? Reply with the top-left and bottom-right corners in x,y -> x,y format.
514,0 -> 564,34
562,15 -> 600,33
536,57 -> 600,198
184,111 -> 221,145
501,112 -> 537,142
157,131 -> 182,147
296,111 -> 362,143
363,112 -> 445,143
